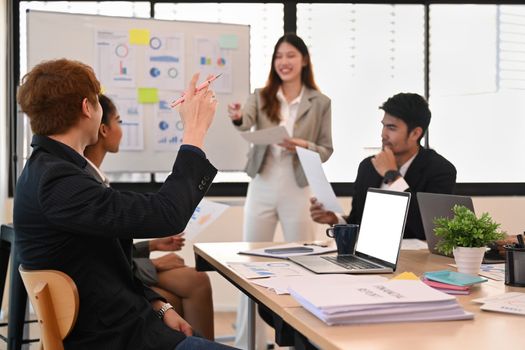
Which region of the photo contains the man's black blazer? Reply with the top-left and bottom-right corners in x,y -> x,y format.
14,135 -> 217,350
347,148 -> 456,240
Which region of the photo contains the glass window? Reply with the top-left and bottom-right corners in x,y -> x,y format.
429,4 -> 525,182
20,2 -> 151,77
297,4 -> 425,182
154,3 -> 283,183
154,2 -> 283,94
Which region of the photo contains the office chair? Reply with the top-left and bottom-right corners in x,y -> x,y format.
18,267 -> 79,350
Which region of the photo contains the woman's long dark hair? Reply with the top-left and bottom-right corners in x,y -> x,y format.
261,33 -> 319,124
99,94 -> 117,125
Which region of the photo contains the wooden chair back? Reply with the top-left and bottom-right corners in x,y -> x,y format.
19,267 -> 79,350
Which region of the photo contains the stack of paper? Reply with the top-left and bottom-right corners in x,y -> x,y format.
423,270 -> 487,295
289,280 -> 473,325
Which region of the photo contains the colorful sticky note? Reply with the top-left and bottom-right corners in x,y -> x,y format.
129,29 -> 150,45
219,34 -> 238,49
391,272 -> 419,280
137,88 -> 159,104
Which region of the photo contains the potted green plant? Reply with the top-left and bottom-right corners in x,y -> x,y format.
434,205 -> 506,274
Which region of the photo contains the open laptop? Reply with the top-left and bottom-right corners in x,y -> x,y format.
290,188 -> 410,274
417,192 -> 474,256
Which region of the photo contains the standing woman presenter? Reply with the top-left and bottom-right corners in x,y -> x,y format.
228,33 -> 333,349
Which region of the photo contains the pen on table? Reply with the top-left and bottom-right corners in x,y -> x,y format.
303,242 -> 328,248
517,233 -> 525,248
170,73 -> 222,108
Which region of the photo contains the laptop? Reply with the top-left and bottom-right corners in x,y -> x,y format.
290,188 -> 410,274
416,192 -> 505,263
416,192 -> 474,256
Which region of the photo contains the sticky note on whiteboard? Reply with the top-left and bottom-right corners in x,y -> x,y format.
129,29 -> 150,45
137,88 -> 159,103
219,34 -> 238,49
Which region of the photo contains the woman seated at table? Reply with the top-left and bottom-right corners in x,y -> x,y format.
84,94 -> 214,340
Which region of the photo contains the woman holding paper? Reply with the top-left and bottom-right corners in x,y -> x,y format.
84,94 -> 215,340
228,33 -> 333,243
228,33 -> 333,349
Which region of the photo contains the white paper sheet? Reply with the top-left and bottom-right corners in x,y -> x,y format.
252,274 -> 388,295
183,199 -> 229,241
480,292 -> 525,315
96,30 -> 136,88
105,89 -> 144,151
472,292 -> 525,304
240,126 -> 290,145
153,92 -> 184,151
146,32 -> 185,91
401,239 -> 429,250
289,280 -> 455,311
227,261 -> 310,279
296,147 -> 343,213
479,264 -> 505,281
194,37 -> 232,93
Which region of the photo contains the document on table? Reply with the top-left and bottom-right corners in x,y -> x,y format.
252,274 -> 388,295
479,264 -> 505,281
296,147 -> 343,213
227,261 -> 310,279
183,199 -> 229,241
401,239 -> 429,250
474,292 -> 525,316
240,126 -> 290,145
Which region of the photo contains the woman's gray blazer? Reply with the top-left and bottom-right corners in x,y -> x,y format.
234,87 -> 333,187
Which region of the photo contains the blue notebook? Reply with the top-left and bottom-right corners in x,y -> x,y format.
424,270 -> 488,286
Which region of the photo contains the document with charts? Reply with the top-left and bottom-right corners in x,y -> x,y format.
227,261 -> 310,279
475,292 -> 525,316
183,199 -> 228,241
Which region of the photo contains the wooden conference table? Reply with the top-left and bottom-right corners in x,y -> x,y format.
194,242 -> 524,350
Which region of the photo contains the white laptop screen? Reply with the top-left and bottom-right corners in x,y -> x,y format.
355,190 -> 410,264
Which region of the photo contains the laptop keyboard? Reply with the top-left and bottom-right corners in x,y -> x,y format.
322,255 -> 380,270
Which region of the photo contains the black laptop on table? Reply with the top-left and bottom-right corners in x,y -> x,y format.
290,188 -> 411,274
417,192 -> 475,256
416,192 -> 505,263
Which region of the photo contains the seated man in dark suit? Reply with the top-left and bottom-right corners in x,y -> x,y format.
14,58 -> 236,350
310,92 -> 456,240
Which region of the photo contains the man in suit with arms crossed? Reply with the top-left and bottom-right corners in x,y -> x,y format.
14,59 -> 236,350
310,92 -> 456,240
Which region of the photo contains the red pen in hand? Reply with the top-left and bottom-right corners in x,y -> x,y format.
170,73 -> 222,108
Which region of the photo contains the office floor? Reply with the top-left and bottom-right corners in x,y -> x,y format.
0,311 -> 286,350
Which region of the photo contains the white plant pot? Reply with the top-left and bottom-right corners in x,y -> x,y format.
453,246 -> 486,275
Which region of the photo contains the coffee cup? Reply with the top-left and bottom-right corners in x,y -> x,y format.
326,224 -> 359,255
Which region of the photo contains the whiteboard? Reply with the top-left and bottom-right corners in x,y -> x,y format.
26,10 -> 250,173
